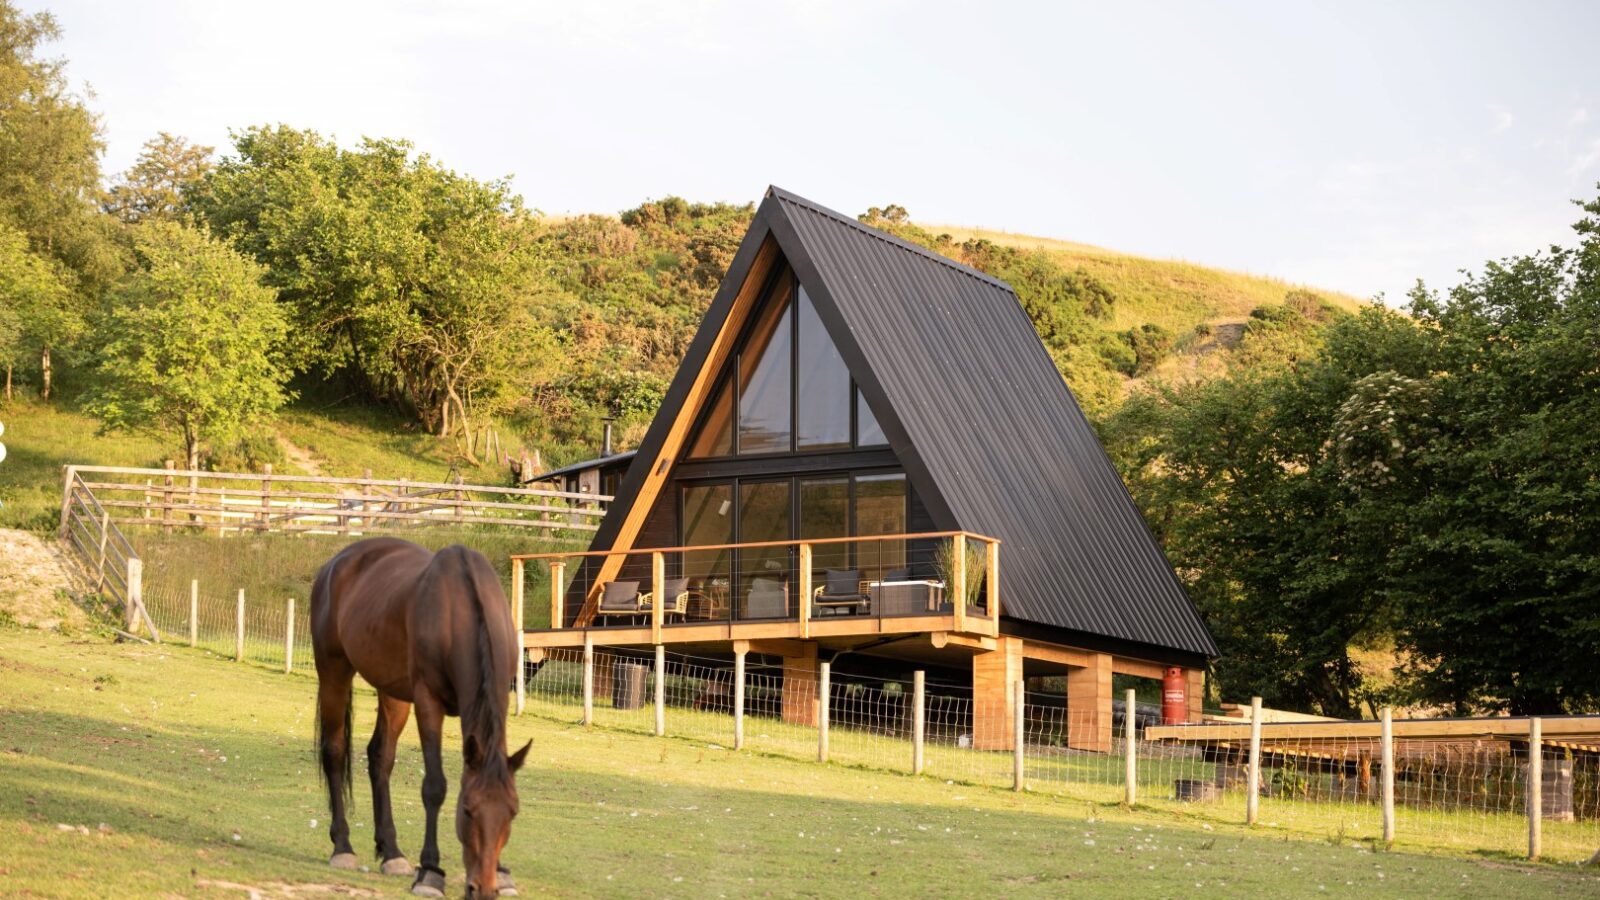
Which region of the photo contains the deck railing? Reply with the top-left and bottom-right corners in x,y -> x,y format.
508,531 -> 1001,642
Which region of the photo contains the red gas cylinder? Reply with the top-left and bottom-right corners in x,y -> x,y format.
1162,666 -> 1188,724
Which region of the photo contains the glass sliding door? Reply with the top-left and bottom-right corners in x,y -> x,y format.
736,479 -> 791,619
800,476 -> 850,603
680,483 -> 734,621
854,473 -> 907,584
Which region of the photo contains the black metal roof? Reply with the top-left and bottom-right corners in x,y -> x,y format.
530,451 -> 637,484
592,187 -> 1218,660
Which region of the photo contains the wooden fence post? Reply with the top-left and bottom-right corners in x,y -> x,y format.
125,558 -> 143,634
912,670 -> 925,775
818,660 -> 830,762
1381,707 -> 1395,846
162,460 -> 175,533
258,464 -> 272,532
284,597 -> 295,674
58,465 -> 77,539
734,647 -> 747,751
1125,687 -> 1138,805
1013,679 -> 1025,791
235,589 -> 246,662
189,579 -> 199,647
654,644 -> 666,737
1246,696 -> 1262,825
582,633 -> 594,726
512,558 -> 526,715
1528,717 -> 1543,860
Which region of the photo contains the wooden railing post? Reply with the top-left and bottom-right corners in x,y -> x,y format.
986,539 -> 1001,626
512,558 -> 526,715
912,670 -> 925,775
259,463 -> 272,532
189,579 -> 199,647
798,542 -> 812,640
582,633 -> 594,726
1528,716 -> 1542,860
654,644 -> 666,737
818,659 -> 831,763
1381,706 -> 1395,845
235,589 -> 246,662
284,597 -> 295,674
651,551 -> 665,645
1125,688 -> 1138,805
550,561 -> 565,629
734,645 -> 747,751
1013,679 -> 1025,791
952,534 -> 967,633
1246,696 -> 1263,825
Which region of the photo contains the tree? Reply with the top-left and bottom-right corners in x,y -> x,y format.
0,220 -> 74,400
103,132 -> 214,224
0,1 -> 124,399
86,221 -> 290,469
192,126 -> 562,450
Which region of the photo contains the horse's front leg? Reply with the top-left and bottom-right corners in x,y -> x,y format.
409,685 -> 448,898
369,692 -> 413,875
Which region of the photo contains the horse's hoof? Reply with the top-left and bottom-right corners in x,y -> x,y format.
329,852 -> 359,870
411,867 -> 446,898
381,856 -> 414,876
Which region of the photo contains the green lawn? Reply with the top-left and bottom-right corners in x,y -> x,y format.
2,626 -> 1596,898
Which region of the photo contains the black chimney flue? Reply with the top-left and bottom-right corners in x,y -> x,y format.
602,418 -> 615,456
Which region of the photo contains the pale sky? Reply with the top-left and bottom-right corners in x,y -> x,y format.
35,0 -> 1600,303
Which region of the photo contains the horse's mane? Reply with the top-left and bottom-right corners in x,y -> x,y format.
454,546 -> 512,782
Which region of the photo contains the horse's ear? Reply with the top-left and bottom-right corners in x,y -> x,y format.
463,734 -> 482,769
509,739 -> 532,772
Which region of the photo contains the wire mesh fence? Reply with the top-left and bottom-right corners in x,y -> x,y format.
520,644 -> 1600,864
141,581 -> 313,672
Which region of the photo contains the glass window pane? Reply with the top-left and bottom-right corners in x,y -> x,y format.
854,473 -> 906,582
681,483 -> 733,619
737,480 -> 791,618
800,477 -> 850,574
737,277 -> 794,455
686,376 -> 733,458
856,386 -> 888,446
796,287 -> 851,450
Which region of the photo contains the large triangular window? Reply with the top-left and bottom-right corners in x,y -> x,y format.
684,264 -> 890,458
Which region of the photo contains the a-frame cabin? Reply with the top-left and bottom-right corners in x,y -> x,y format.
517,187 -> 1217,751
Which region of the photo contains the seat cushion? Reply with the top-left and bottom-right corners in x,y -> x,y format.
600,581 -> 640,611
663,577 -> 689,599
824,569 -> 860,596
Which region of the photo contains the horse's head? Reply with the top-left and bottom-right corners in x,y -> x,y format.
457,735 -> 531,898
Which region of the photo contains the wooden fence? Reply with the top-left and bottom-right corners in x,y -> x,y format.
60,463 -> 612,540
58,470 -> 153,639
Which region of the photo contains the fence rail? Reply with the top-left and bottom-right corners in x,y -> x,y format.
62,463 -> 611,540
58,467 -> 154,638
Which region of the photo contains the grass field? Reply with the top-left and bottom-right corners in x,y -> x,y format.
3,626 -> 1597,898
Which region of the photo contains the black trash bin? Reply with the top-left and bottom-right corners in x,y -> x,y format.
614,661 -> 647,710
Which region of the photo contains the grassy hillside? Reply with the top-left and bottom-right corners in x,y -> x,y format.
4,626 -> 1596,897
934,225 -> 1367,334
0,399 -> 521,531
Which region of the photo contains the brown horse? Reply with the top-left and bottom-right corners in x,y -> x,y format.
311,538 -> 530,898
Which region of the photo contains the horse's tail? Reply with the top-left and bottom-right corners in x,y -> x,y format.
447,544 -> 513,771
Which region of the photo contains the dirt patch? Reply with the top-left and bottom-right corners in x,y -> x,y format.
194,878 -> 384,898
278,438 -> 325,477
0,529 -> 87,631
